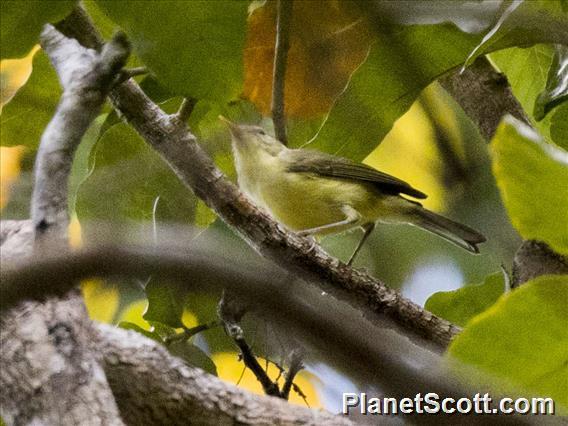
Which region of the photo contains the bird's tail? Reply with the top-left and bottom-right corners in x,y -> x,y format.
411,207 -> 486,254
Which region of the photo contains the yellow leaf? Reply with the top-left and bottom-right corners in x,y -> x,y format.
0,45 -> 40,112
181,309 -> 198,329
68,214 -> 83,248
364,97 -> 445,212
81,279 -> 119,323
244,0 -> 372,118
212,351 -> 321,407
118,299 -> 151,330
0,146 -> 24,210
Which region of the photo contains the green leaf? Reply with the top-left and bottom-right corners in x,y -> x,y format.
464,0 -> 568,67
168,341 -> 218,376
1,50 -> 61,148
534,44 -> 568,121
0,0 -> 76,59
75,122 -> 199,223
448,274 -> 568,408
550,102 -> 568,151
490,44 -> 560,146
304,23 -> 481,160
143,281 -> 185,329
425,272 -> 505,327
95,0 -> 248,102
119,321 -> 162,342
491,116 -> 568,255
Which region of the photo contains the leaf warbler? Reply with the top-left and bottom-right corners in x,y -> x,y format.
221,117 -> 486,265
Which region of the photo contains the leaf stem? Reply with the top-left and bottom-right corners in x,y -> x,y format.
271,0 -> 293,145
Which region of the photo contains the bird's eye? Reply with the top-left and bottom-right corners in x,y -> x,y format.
257,129 -> 266,136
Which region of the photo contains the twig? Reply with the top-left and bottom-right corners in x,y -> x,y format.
58,5 -> 460,349
281,348 -> 304,400
173,97 -> 197,124
511,240 -> 568,288
163,320 -> 220,345
218,293 -> 281,397
271,0 -> 293,145
418,96 -> 469,187
115,66 -> 148,85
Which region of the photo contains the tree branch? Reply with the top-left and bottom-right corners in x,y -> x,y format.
438,56 -> 530,141
57,6 -> 459,349
96,323 -> 352,426
1,24 -> 130,425
32,26 -> 129,247
512,240 -> 568,288
281,349 -> 304,400
0,236 -> 531,424
271,0 -> 293,145
218,294 -> 282,397
173,97 -> 197,124
0,241 -> 471,398
439,56 -> 567,285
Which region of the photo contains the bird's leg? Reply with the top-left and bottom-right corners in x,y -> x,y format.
296,206 -> 360,236
347,222 -> 375,266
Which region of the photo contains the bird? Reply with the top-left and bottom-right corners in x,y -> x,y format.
221,116 -> 486,265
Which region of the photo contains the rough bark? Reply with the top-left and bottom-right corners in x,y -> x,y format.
438,56 -> 530,141
56,6 -> 459,349
512,240 -> 568,288
97,324 -> 352,426
0,25 -> 129,425
0,235 -> 533,425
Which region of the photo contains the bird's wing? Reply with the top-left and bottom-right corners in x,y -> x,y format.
284,149 -> 427,199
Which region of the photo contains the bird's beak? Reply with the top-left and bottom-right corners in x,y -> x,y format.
219,115 -> 241,138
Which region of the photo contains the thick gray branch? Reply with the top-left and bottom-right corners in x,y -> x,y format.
0,237 -> 532,425
97,324 -> 351,426
438,56 -> 530,141
1,25 -> 129,425
32,26 -> 129,246
57,6 -> 459,348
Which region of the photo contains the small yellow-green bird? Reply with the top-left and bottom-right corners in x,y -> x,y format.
221,117 -> 486,265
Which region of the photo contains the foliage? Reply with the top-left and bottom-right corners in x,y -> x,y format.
0,1 -> 76,59
0,50 -> 60,148
448,274 -> 568,409
95,0 -> 248,102
491,116 -> 568,255
534,45 -> 568,121
425,272 -> 505,327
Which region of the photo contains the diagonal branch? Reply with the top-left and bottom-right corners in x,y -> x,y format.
57,6 -> 460,349
32,26 -> 129,248
271,0 -> 293,145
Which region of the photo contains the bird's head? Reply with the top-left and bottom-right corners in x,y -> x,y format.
219,116 -> 285,157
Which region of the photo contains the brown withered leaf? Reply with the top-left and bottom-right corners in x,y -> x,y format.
243,0 -> 373,118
